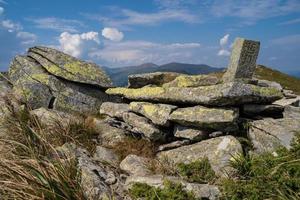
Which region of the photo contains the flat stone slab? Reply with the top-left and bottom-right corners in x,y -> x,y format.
170,106 -> 239,132
173,125 -> 209,142
162,74 -> 219,88
222,37 -> 260,82
29,46 -> 113,88
100,102 -> 130,119
129,102 -> 177,126
157,136 -> 242,176
273,96 -> 300,107
283,106 -> 300,119
128,72 -> 180,88
243,104 -> 284,115
106,81 -> 283,106
249,118 -> 300,154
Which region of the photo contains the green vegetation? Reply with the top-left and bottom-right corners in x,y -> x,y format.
0,102 -> 87,199
129,180 -> 198,200
177,158 -> 216,183
221,132 -> 300,200
255,65 -> 300,94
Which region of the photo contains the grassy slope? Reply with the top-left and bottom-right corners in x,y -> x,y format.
255,65 -> 300,95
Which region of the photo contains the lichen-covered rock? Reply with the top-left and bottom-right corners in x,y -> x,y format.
106,81 -> 283,106
249,118 -> 300,154
122,112 -> 167,142
173,125 -> 209,142
28,46 -> 112,88
125,175 -> 220,200
158,140 -> 190,152
283,106 -> 300,119
157,136 -> 243,176
162,74 -> 219,88
243,104 -> 284,116
93,146 -> 119,166
120,155 -> 151,176
170,106 -> 239,132
128,72 -> 180,88
129,102 -> 177,126
100,102 -> 130,119
257,79 -> 283,91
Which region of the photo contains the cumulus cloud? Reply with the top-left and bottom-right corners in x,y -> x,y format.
59,31 -> 100,57
16,31 -> 37,45
102,27 -> 124,42
218,34 -> 231,57
0,7 -> 4,15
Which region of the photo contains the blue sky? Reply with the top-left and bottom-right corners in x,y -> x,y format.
0,0 -> 300,73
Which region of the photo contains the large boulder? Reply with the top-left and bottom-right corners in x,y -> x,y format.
106,81 -> 283,106
9,47 -> 117,113
249,118 -> 300,154
129,102 -> 177,126
128,72 -> 180,88
157,136 -> 243,176
169,106 -> 239,132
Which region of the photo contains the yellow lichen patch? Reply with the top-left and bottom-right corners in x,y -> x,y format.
31,73 -> 50,85
251,85 -> 283,97
163,75 -> 219,88
106,87 -> 165,98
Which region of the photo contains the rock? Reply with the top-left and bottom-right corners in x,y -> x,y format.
122,112 -> 167,142
106,81 -> 283,106
125,175 -> 220,200
209,131 -> 224,138
128,72 -> 180,88
173,125 -> 209,142
222,37 -> 260,82
99,102 -> 130,119
257,80 -> 283,91
120,154 -> 151,176
162,74 -> 219,88
158,140 -> 190,151
283,106 -> 300,119
129,102 -> 177,126
157,136 -> 243,176
93,146 -> 119,166
28,46 -> 112,88
243,104 -> 284,116
87,117 -> 128,146
249,118 -> 300,154
283,89 -> 297,98
273,96 -> 300,107
169,106 -> 239,132
9,49 -> 116,113
30,107 -> 79,129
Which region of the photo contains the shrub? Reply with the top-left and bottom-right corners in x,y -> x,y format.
177,158 -> 216,184
129,180 -> 198,200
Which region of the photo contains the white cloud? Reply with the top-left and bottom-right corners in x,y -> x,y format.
58,31 -> 100,57
29,17 -> 83,32
102,27 -> 124,42
0,7 -> 4,15
217,49 -> 230,56
1,20 -> 22,32
16,31 -> 37,45
220,34 -> 230,47
279,18 -> 300,25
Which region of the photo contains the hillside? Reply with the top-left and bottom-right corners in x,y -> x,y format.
255,65 -> 300,94
104,62 -> 223,86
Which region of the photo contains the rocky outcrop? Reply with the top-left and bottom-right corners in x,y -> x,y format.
9,47 -> 118,114
157,136 -> 243,176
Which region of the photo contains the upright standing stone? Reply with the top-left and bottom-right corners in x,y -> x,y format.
222,38 -> 260,82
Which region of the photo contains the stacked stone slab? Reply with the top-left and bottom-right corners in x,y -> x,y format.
99,37 -> 300,178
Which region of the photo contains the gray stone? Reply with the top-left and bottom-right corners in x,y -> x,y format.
283,89 -> 297,98
162,74 -> 219,88
283,106 -> 300,119
173,125 -> 209,142
128,72 -> 180,88
249,118 -> 300,154
170,106 -> 239,132
93,146 -> 119,166
257,80 -> 283,91
99,102 -> 130,119
243,104 -> 284,115
157,136 -> 243,176
125,175 -> 220,200
222,37 -> 260,82
158,140 -> 190,152
273,96 -> 300,107
122,112 -> 167,142
120,154 -> 151,176
129,102 -> 177,126
106,81 -> 283,106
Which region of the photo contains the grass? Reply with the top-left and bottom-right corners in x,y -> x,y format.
129,180 -> 198,200
0,100 -> 87,199
221,132 -> 300,200
255,65 -> 300,94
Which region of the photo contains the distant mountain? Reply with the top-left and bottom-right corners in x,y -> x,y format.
104,62 -> 223,86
